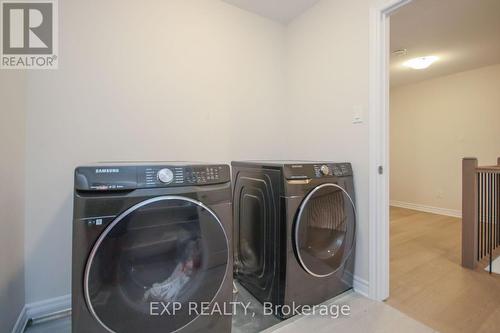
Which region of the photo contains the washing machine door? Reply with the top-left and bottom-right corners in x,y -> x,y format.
84,196 -> 229,333
294,183 -> 356,277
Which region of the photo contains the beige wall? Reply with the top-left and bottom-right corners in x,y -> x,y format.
0,72 -> 26,332
390,64 -> 500,212
24,0 -> 287,303
286,0 -> 372,282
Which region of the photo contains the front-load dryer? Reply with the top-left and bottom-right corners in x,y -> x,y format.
232,161 -> 356,319
72,162 -> 233,333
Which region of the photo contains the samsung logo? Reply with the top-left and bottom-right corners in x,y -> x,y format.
95,168 -> 120,174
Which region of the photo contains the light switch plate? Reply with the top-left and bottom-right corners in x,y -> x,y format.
352,105 -> 364,124
353,115 -> 363,124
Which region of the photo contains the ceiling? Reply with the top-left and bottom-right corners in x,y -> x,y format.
391,0 -> 500,87
222,0 -> 320,23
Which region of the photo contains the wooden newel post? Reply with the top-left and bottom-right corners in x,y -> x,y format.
462,158 -> 478,269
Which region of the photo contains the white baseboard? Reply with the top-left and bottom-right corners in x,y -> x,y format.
11,305 -> 28,333
12,293 -> 72,333
26,294 -> 71,320
390,200 -> 462,218
353,276 -> 369,297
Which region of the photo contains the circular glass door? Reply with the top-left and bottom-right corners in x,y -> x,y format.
84,196 -> 228,333
294,184 -> 356,277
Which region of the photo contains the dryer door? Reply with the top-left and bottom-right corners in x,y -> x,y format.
294,183 -> 356,277
84,196 -> 229,333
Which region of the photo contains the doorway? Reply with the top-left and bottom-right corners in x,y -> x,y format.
371,0 -> 500,331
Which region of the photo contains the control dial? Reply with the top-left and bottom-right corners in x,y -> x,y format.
320,165 -> 330,176
157,168 -> 174,184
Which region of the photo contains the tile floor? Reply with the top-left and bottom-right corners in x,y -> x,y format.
25,292 -> 434,333
262,293 -> 435,333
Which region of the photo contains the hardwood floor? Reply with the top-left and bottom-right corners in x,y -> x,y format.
387,207 -> 500,333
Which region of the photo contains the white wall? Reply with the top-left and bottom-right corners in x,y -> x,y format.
0,72 -> 26,332
390,64 -> 500,212
24,0 -> 286,303
286,0 -> 372,283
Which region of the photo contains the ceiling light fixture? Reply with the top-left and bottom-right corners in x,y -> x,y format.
403,56 -> 439,70
392,48 -> 408,57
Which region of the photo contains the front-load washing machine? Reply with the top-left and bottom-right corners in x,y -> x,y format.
232,161 -> 356,318
72,162 -> 232,333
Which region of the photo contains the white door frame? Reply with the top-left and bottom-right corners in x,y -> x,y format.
368,0 -> 413,301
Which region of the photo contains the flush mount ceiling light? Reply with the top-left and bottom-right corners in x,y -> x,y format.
403,56 -> 439,70
392,48 -> 408,57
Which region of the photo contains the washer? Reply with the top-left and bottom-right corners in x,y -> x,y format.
72,162 -> 233,333
232,161 -> 356,319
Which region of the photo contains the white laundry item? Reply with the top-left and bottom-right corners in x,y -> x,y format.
144,260 -> 193,302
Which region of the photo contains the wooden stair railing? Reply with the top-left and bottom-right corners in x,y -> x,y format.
462,157 -> 500,271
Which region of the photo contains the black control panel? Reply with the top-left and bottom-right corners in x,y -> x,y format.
283,163 -> 353,180
75,164 -> 230,191
137,165 -> 228,187
314,163 -> 353,177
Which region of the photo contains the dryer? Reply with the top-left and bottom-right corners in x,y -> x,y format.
72,162 -> 232,333
232,161 -> 356,319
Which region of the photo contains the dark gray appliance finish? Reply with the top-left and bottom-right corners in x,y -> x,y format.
72,163 -> 233,333
231,161 -> 356,319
